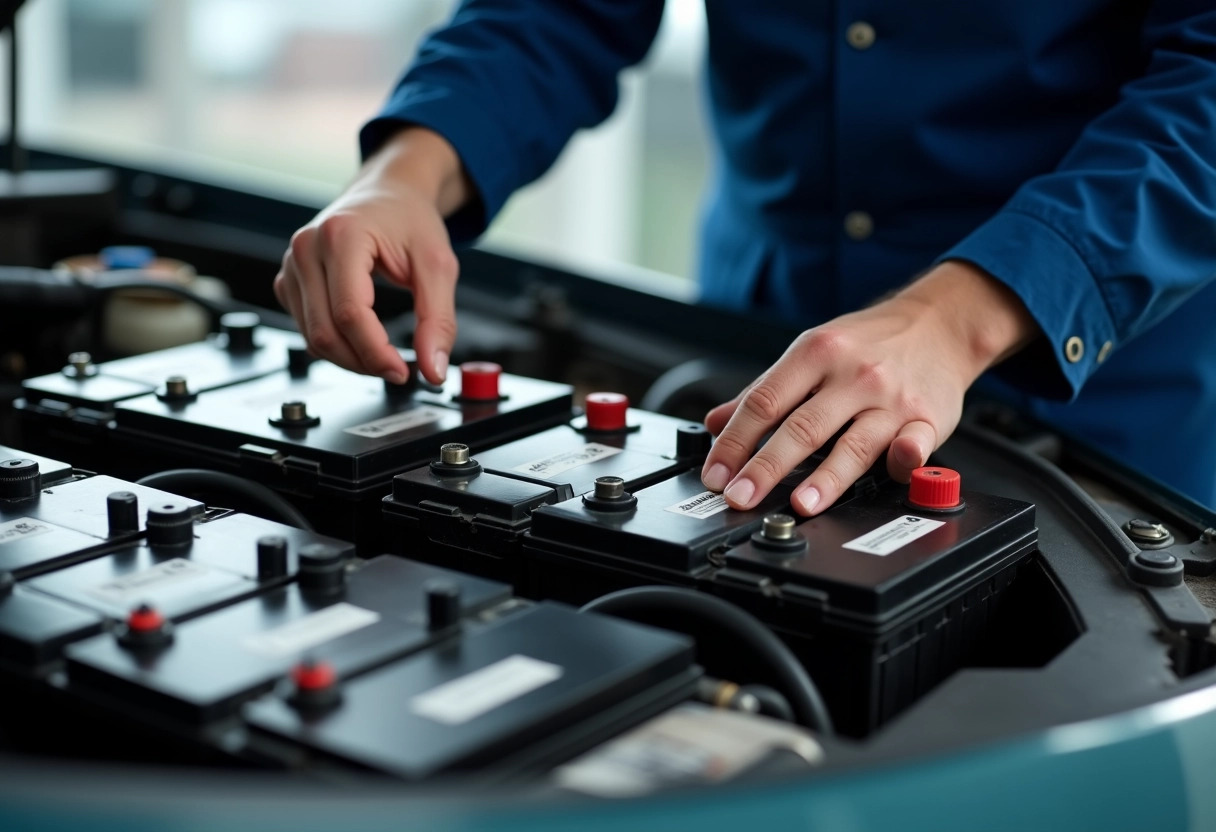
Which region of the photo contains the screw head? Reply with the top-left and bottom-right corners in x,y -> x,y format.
594,476 -> 626,500
281,401 -> 307,421
1127,519 -> 1170,542
165,375 -> 189,396
67,351 -> 92,370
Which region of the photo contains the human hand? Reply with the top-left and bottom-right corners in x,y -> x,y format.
274,128 -> 471,385
701,261 -> 1037,515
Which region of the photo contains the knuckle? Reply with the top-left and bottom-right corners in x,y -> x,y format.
426,246 -> 459,280
854,361 -> 891,394
741,382 -> 784,423
782,408 -> 829,451
836,429 -> 877,470
803,327 -> 848,360
747,452 -> 785,484
317,214 -> 355,249
289,227 -> 315,259
711,432 -> 752,460
308,325 -> 338,353
331,301 -> 362,331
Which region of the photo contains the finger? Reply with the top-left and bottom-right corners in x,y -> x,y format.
408,242 -> 459,385
318,222 -> 409,383
704,397 -> 740,437
290,231 -> 370,373
790,411 -> 902,516
721,387 -> 859,510
700,359 -> 823,494
274,270 -> 304,324
887,420 -> 937,483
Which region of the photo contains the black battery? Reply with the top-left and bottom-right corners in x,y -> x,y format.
64,556 -> 511,725
243,601 -> 698,781
22,511 -> 348,622
0,467 -> 203,578
111,360 -> 573,548
14,315 -> 300,471
382,409 -> 711,586
0,582 -> 105,673
717,474 -> 1036,736
521,470 -> 800,605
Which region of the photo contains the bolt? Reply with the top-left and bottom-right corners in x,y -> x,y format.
165,375 -> 189,397
1126,519 -> 1170,542
439,443 -> 470,466
762,513 -> 797,541
68,351 -> 92,372
1202,528 -> 1216,545
594,476 -> 626,500
281,401 -> 308,422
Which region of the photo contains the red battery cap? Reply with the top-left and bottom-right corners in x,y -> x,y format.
908,467 -> 962,509
291,659 -> 336,692
126,604 -> 165,633
585,392 -> 629,431
460,362 -> 502,400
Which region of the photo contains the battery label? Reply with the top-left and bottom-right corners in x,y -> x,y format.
664,491 -> 731,520
842,515 -> 945,556
411,654 -> 563,725
0,518 -> 54,546
87,558 -> 233,607
511,443 -> 623,480
241,602 -> 381,657
343,405 -> 447,439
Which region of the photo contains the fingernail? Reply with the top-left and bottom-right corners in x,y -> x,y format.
724,477 -> 756,508
434,350 -> 449,380
796,486 -> 821,515
703,463 -> 730,492
388,370 -> 408,385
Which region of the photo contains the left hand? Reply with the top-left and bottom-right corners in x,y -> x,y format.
700,261 -> 1038,515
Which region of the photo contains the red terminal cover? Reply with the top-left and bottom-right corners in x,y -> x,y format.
585,392 -> 629,431
460,362 -> 502,400
126,605 -> 165,633
908,467 -> 962,509
291,660 -> 337,692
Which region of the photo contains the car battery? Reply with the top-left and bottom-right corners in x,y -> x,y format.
243,601 -> 698,781
521,470 -> 801,606
111,359 -> 574,549
1,454 -> 203,579
65,555 -> 511,726
0,580 -> 105,675
383,396 -> 712,586
21,509 -> 349,624
716,466 -> 1037,736
14,313 -> 300,473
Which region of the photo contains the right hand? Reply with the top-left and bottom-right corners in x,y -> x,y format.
274,128 -> 471,385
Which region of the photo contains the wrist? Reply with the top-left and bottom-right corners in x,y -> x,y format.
357,127 -> 471,216
899,260 -> 1039,382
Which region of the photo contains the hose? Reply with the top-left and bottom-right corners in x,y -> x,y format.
135,469 -> 313,531
580,586 -> 833,735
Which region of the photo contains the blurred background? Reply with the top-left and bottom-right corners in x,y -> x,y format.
2,0 -> 710,281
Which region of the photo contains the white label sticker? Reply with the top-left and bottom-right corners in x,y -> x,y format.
343,405 -> 447,439
87,558 -> 223,606
664,491 -> 731,520
842,515 -> 945,556
511,443 -> 624,480
0,517 -> 54,546
240,602 -> 381,657
411,654 -> 563,725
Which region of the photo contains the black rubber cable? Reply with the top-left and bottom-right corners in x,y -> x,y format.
580,586 -> 833,735
740,684 -> 796,723
135,469 -> 313,531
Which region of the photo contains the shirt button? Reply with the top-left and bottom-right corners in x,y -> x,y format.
846,22 -> 876,50
1065,336 -> 1085,363
1097,341 -> 1113,364
844,211 -> 874,241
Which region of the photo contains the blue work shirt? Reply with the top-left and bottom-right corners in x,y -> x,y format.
363,1 -> 1216,508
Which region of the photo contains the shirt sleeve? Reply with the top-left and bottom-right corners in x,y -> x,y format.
938,3 -> 1216,401
360,0 -> 665,243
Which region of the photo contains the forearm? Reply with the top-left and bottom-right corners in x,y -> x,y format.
356,127 -> 473,218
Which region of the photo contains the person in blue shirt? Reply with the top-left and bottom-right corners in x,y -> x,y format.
274,1 -> 1216,511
